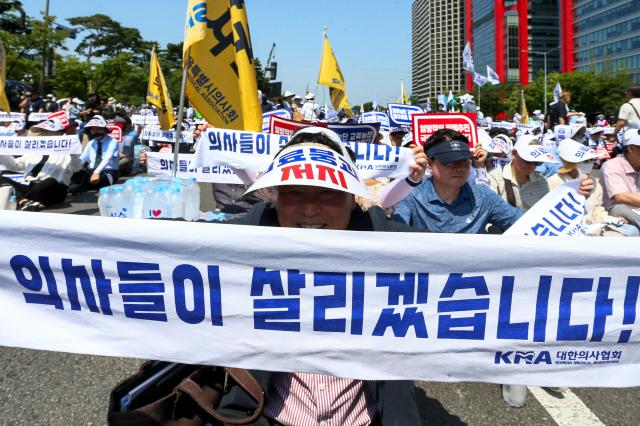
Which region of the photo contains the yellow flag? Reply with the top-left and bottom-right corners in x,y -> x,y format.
0,40 -> 11,114
317,34 -> 352,116
520,90 -> 529,124
183,0 -> 261,131
400,79 -> 410,105
147,48 -> 176,130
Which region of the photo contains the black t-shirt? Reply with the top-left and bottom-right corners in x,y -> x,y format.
548,101 -> 568,127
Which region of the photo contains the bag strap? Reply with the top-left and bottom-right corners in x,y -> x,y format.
627,102 -> 640,121
177,368 -> 265,425
503,178 -> 517,207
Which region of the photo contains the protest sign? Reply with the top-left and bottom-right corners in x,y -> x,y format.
490,121 -> 517,131
47,110 -> 70,128
27,112 -> 50,122
192,129 -> 415,180
505,179 -> 586,236
107,124 -> 122,142
262,109 -> 291,133
142,129 -> 194,144
0,112 -> 25,122
1,210 -> 639,387
359,111 -> 391,133
387,104 -> 423,128
146,152 -> 242,184
131,115 -> 160,126
0,135 -> 82,155
269,115 -> 379,144
411,113 -> 479,151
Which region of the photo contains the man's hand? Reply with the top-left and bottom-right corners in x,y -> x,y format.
473,146 -> 487,168
139,152 -> 147,167
89,172 -> 101,185
408,143 -> 428,183
578,175 -> 594,197
193,123 -> 211,139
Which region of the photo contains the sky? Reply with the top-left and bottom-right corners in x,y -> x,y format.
20,0 -> 413,106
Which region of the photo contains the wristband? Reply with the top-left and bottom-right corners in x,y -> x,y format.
405,176 -> 421,187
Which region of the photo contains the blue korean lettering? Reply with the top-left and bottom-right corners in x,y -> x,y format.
592,277 -> 613,342
223,132 -> 238,151
251,268 -> 305,331
497,276 -> 529,340
308,147 -> 337,166
351,272 -> 365,335
534,276 -> 552,342
338,157 -> 358,180
208,131 -> 222,151
10,255 -> 63,309
250,267 -> 284,296
277,148 -> 306,167
117,261 -> 167,322
372,273 -> 428,338
61,259 -> 99,313
529,222 -> 559,236
172,264 -> 206,324
438,273 -> 489,340
313,272 -> 347,333
239,132 -> 254,154
619,276 -> 640,343
557,277 -> 592,341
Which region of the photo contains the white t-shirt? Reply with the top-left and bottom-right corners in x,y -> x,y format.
618,98 -> 640,129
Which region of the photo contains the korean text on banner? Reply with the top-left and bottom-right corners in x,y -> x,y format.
0,135 -> 82,155
142,129 -> 194,144
359,112 -> 391,133
183,1 -> 261,131
317,34 -> 352,116
412,113 -> 479,150
262,109 -> 291,133
1,211 -> 640,387
147,151 -> 241,184
387,103 -> 423,128
505,179 -> 586,236
192,128 -> 414,180
147,47 -> 176,130
268,115 -> 379,145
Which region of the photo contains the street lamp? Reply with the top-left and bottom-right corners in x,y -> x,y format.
522,46 -> 560,116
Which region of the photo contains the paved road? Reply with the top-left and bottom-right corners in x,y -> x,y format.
2,188 -> 639,425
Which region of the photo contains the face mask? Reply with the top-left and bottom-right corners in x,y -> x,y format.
577,161 -> 594,175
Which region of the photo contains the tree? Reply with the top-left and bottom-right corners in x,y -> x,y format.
68,14 -> 146,63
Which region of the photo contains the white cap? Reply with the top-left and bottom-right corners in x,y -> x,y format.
513,134 -> 559,163
483,134 -> 512,155
569,124 -> 586,139
623,128 -> 640,147
284,90 -> 295,98
72,97 -> 84,104
558,138 -> 599,162
304,92 -> 315,100
293,95 -> 302,101
84,115 -> 108,129
588,126 -> 605,135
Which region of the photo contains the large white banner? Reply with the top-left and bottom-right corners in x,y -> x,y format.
0,210 -> 639,387
505,179 -> 586,236
146,152 -> 242,184
131,115 -> 160,126
192,129 -> 415,180
0,135 -> 82,155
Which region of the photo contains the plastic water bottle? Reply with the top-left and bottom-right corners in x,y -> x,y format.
144,184 -> 169,219
7,195 -> 17,211
98,187 -> 113,217
132,185 -> 146,219
110,186 -> 130,218
183,178 -> 200,221
167,186 -> 184,219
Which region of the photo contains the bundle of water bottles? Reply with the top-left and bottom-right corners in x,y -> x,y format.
97,176 -> 201,221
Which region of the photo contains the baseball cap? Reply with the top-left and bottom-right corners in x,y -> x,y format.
84,115 -> 108,130
557,138 -> 599,163
284,90 -> 295,98
389,126 -> 408,135
623,128 -> 640,147
426,139 -> 473,164
513,135 -> 559,163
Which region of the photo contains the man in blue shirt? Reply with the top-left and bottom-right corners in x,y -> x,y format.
69,115 -> 120,193
392,131 -> 523,233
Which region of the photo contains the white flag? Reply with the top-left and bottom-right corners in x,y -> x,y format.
487,65 -> 500,85
372,95 -> 378,112
462,42 -> 475,72
425,99 -> 432,112
553,82 -> 563,103
473,72 -> 488,87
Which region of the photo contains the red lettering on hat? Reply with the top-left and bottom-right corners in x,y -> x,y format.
281,163 -> 314,181
315,164 -> 347,189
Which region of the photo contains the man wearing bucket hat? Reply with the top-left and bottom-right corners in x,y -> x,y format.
69,115 -> 120,193
489,134 -> 593,211
301,92 -> 318,122
218,126 -> 422,425
600,128 -> 640,232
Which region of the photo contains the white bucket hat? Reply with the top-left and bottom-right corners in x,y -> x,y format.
513,134 -> 559,163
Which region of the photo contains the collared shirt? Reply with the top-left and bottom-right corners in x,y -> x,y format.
392,177 -> 522,233
600,154 -> 640,210
264,372 -> 376,426
79,135 -> 120,174
489,163 -> 550,211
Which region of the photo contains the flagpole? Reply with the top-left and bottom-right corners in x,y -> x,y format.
172,47 -> 189,178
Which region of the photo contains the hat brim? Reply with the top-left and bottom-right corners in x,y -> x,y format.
431,151 -> 474,164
